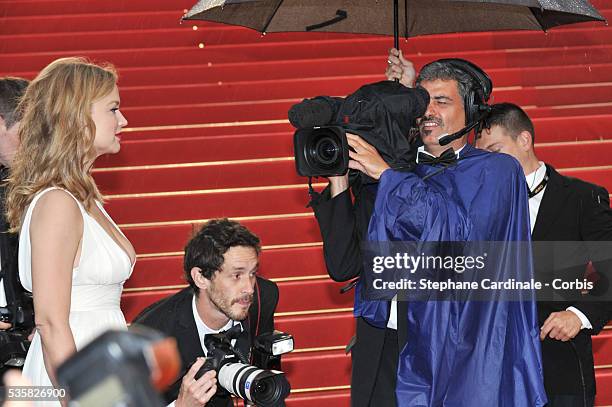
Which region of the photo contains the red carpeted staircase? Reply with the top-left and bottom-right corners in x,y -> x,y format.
2,0 -> 612,405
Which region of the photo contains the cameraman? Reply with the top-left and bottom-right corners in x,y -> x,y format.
134,218 -> 279,407
0,77 -> 33,375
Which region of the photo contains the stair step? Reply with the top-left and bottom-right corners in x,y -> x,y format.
118,96 -> 612,128
282,350 -> 350,390
121,215 -> 320,255
562,168 -> 612,193
115,78 -> 612,108
527,104 -> 612,119
2,40 -> 611,74
126,246 -> 328,293
594,330 -> 612,366
2,22 -> 611,54
105,186 -> 320,224
0,28 -> 363,54
0,11 -> 185,35
276,312 -> 354,350
286,389 -> 350,407
0,0 -> 194,17
95,159 -> 302,195
595,368 -> 612,405
122,277 -> 351,321
95,131 -> 294,167
537,141 -> 612,170
117,61 -> 612,89
13,60 -> 612,92
534,115 -> 612,143
106,123 -> 294,141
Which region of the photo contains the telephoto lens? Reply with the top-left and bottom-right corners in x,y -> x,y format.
217,363 -> 291,406
195,331 -> 292,407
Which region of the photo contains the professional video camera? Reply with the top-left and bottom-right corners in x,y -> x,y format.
56,327 -> 181,407
289,80 -> 429,177
195,330 -> 293,407
0,298 -> 34,371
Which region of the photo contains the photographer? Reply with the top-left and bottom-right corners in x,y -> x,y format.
0,77 -> 33,375
309,56 -> 547,405
134,219 -> 279,407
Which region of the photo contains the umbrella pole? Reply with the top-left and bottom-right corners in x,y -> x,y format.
393,0 -> 399,49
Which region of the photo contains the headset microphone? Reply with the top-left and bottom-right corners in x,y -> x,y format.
438,114 -> 486,146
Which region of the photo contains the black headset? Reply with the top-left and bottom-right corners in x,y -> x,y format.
436,58 -> 492,124
431,58 -> 493,146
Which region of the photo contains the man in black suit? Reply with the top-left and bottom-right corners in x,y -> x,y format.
134,218 -> 279,407
310,160 -> 397,407
476,102 -> 612,407
0,77 -> 31,335
0,78 -> 34,382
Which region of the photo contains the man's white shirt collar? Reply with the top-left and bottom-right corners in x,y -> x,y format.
192,295 -> 242,356
525,162 -> 546,192
416,144 -> 466,163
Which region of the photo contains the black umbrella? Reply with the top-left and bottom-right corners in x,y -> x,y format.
183,0 -> 606,50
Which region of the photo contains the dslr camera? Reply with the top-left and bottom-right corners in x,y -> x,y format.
195,330 -> 293,407
290,80 -> 429,177
57,328 -> 182,407
0,301 -> 34,371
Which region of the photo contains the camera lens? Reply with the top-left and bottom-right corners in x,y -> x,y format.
253,381 -> 269,395
251,373 -> 290,405
218,363 -> 290,406
305,131 -> 342,170
293,126 -> 348,177
315,138 -> 339,164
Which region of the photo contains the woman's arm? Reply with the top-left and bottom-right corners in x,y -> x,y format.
29,189 -> 83,386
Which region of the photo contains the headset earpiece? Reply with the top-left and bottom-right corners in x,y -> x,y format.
436,58 -> 493,126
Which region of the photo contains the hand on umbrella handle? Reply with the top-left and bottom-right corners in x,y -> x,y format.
385,48 -> 415,88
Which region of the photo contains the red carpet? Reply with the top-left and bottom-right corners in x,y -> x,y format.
2,0 -> 612,404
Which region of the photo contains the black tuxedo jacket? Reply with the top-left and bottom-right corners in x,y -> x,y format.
0,166 -> 32,327
311,178 -> 405,407
533,164 -> 612,397
133,277 -> 278,406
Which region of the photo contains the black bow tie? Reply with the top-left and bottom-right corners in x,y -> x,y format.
220,322 -> 242,340
418,148 -> 457,166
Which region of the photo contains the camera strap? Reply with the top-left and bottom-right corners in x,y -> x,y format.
307,176 -> 315,197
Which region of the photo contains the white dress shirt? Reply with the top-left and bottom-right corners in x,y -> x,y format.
415,144 -> 465,163
526,162 -> 591,330
192,295 -> 242,355
167,298 -> 242,407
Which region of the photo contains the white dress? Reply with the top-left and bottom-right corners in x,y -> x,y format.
18,187 -> 134,405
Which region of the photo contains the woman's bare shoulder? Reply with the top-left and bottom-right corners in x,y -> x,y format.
30,188 -> 82,229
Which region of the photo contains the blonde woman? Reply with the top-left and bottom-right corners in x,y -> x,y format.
6,57 -> 135,401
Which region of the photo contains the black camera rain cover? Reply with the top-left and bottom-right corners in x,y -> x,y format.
336,80 -> 429,172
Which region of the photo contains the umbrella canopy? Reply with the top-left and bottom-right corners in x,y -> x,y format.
183,0 -> 605,39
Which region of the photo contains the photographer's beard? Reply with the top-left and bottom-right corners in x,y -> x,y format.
206,282 -> 253,323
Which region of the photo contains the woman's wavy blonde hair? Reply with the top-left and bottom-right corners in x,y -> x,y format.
6,57 -> 118,231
